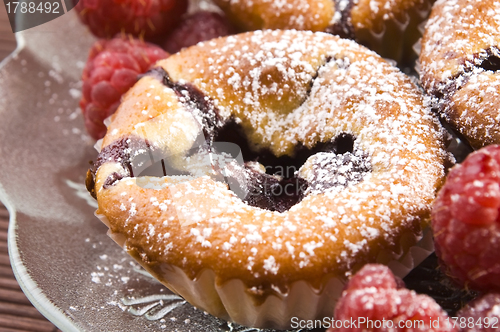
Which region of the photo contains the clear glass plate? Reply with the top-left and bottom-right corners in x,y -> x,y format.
0,9 -> 302,332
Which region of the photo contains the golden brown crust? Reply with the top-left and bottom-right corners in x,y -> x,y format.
94,30 -> 446,322
212,0 -> 434,65
212,0 -> 335,32
351,0 -> 429,33
446,74 -> 500,149
102,76 -> 184,147
419,0 -> 500,149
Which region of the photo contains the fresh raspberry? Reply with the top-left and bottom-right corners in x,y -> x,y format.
328,264 -> 456,332
457,293 -> 500,332
432,145 -> 500,292
163,11 -> 234,54
81,36 -> 168,139
75,0 -> 187,40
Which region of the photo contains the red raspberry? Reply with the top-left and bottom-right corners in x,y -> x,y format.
329,264 -> 456,332
75,0 -> 187,39
163,11 -> 234,54
81,36 -> 168,139
345,263 -> 402,290
432,145 -> 500,292
457,293 -> 500,332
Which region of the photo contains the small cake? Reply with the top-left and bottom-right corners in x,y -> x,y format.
87,30 -> 447,329
419,0 -> 500,150
212,0 -> 435,66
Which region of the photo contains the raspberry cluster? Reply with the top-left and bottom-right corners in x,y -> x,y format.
80,37 -> 168,139
432,145 -> 500,292
75,0 -> 187,40
75,0 -> 237,140
163,11 -> 234,54
329,264 -> 456,332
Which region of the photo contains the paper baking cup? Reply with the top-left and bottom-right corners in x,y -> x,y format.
353,0 -> 434,67
412,18 -> 430,75
95,211 -> 434,330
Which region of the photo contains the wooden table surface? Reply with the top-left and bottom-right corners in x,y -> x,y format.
1,3 -> 62,332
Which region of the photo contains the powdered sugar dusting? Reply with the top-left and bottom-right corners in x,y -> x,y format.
96,30 -> 446,289
419,0 -> 500,147
213,0 -> 334,32
420,0 -> 500,87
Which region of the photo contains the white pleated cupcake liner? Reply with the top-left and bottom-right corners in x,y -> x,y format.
95,210 -> 434,329
353,0 -> 433,67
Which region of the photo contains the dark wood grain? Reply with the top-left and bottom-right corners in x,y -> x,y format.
0,266 -> 14,279
0,327 -> 33,332
0,314 -> 59,332
0,255 -> 11,267
0,278 -> 21,291
0,2 -> 16,61
0,243 -> 7,255
0,288 -> 33,306
0,303 -> 45,320
0,221 -> 8,232
0,203 -> 61,331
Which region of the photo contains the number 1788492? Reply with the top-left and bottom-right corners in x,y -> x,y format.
5,1 -> 60,14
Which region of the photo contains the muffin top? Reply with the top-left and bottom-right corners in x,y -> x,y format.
93,30 -> 447,297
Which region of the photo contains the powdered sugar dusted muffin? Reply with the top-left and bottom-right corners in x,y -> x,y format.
87,30 -> 447,328
419,0 -> 500,150
212,0 -> 435,66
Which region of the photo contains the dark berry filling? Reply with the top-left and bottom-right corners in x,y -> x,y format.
90,67 -> 372,213
433,46 -> 500,101
93,136 -> 163,188
213,121 -> 371,212
214,121 -> 355,177
145,67 -> 222,141
477,47 -> 500,72
326,0 -> 355,39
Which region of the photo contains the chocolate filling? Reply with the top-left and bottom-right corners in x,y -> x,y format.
326,0 -> 355,39
477,47 -> 500,72
213,121 -> 371,212
429,46 -> 500,149
214,121 -> 355,177
93,136 -> 160,189
433,46 -> 500,100
90,66 -> 372,212
144,67 -> 222,142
